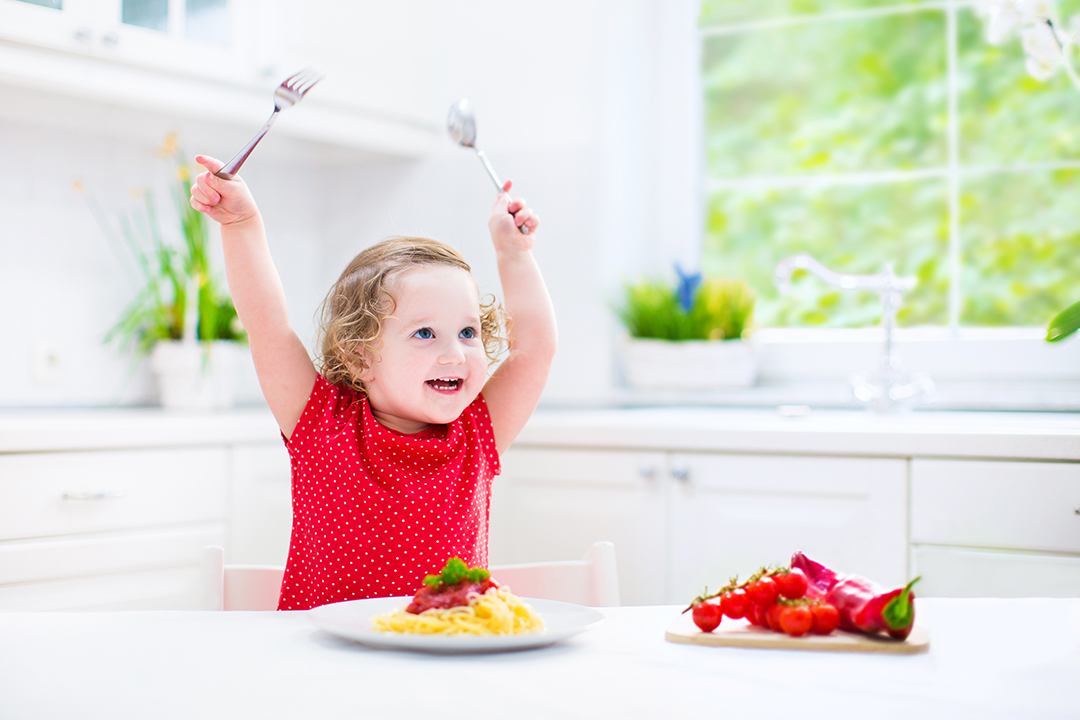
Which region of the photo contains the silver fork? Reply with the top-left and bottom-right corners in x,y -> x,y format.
215,67 -> 324,180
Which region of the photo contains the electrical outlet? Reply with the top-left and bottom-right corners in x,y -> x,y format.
32,343 -> 64,384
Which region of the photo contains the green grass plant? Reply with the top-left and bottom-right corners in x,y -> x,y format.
87,134 -> 245,357
618,278 -> 756,341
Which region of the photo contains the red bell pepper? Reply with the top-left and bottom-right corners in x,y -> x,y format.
791,551 -> 919,641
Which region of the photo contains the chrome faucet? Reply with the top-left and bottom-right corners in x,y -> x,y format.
773,254 -> 934,410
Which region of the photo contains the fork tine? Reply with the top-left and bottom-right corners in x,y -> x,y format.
285,67 -> 322,93
280,68 -> 308,88
297,76 -> 323,96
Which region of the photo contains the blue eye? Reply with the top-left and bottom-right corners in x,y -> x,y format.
459,327 -> 477,339
414,328 -> 434,339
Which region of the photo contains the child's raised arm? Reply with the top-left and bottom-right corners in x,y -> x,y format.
190,155 -> 317,438
480,181 -> 557,455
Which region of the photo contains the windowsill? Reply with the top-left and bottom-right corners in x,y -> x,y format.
591,327 -> 1080,413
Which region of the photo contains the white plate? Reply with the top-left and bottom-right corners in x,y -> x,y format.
308,595 -> 605,654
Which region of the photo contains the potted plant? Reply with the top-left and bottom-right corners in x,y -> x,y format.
88,134 -> 247,410
616,267 -> 758,390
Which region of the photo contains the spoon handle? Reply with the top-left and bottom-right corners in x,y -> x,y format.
477,150 -> 529,234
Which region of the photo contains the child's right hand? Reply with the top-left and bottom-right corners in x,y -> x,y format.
189,155 -> 259,226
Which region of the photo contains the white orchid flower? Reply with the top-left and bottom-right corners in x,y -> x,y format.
978,0 -> 1058,43
979,0 -> 1080,90
1025,53 -> 1059,80
1022,22 -> 1061,64
1014,0 -> 1054,22
979,0 -> 1021,44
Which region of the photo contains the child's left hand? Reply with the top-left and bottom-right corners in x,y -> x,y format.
488,180 -> 539,251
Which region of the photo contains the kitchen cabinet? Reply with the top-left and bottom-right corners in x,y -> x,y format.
490,447 -> 668,606
496,408 -> 1080,603
0,446 -> 229,610
229,442 -> 292,567
0,409 -> 287,610
491,447 -> 907,605
0,0 -> 439,156
0,0 -> 255,81
2,407 -> 1076,608
668,452 -> 907,603
911,458 -> 1080,597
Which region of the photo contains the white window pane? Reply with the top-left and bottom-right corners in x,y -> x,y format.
185,0 -> 229,47
702,181 -> 948,327
122,0 -> 168,32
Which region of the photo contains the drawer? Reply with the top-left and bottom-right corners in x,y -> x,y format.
911,459 -> 1080,553
911,545 -> 1080,598
0,447 -> 229,541
0,523 -> 227,585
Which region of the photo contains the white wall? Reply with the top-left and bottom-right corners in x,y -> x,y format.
0,0 -> 701,408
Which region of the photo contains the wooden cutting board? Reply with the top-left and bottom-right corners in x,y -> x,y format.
665,612 -> 930,654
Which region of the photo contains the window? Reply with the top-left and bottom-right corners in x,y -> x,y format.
698,0 -> 1080,332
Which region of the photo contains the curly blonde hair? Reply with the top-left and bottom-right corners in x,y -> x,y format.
316,236 -> 508,393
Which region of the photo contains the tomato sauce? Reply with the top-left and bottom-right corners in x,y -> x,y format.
406,578 -> 496,614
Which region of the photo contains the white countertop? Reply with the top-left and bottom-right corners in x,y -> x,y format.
518,407 -> 1080,460
0,405 -> 1077,460
0,599 -> 1075,720
0,407 -> 282,453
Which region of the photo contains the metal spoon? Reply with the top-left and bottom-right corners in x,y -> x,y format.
448,99 -> 529,234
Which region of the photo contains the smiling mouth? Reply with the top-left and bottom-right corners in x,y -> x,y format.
426,378 -> 462,392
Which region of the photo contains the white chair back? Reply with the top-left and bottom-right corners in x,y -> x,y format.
201,546 -> 285,611
201,540 -> 620,610
490,541 -> 620,607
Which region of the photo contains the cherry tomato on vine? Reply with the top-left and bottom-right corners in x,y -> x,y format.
765,604 -> 785,632
775,568 -> 809,600
745,602 -> 765,627
779,605 -> 813,637
810,603 -> 840,635
747,576 -> 779,607
720,589 -> 749,619
692,601 -> 722,633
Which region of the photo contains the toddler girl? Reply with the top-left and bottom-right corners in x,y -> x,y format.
189,155 -> 556,610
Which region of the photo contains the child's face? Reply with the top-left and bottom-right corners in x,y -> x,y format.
358,265 -> 489,435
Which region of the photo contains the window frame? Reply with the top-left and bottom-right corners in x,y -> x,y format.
692,0 -> 1080,411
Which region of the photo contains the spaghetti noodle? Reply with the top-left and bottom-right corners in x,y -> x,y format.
372,586 -> 545,636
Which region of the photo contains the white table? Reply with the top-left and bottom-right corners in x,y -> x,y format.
0,599 -> 1075,720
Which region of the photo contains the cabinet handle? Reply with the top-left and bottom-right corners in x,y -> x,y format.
73,26 -> 92,43
62,490 -> 126,501
101,31 -> 120,47
1074,505 -> 1080,516
638,466 -> 657,480
671,467 -> 691,482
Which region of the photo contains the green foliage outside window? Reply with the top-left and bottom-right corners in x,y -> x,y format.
699,0 -> 1080,329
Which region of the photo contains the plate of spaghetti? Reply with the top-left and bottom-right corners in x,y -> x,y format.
307,558 -> 605,654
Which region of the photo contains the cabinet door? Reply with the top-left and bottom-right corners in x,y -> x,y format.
911,459 -> 1080,553
910,458 -> 1080,597
669,453 -> 908,604
911,545 -> 1080,598
491,447 -> 667,606
229,443 -> 292,566
0,0 -> 252,78
0,0 -> 94,50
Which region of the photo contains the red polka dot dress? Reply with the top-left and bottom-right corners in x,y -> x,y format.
277,375 -> 500,611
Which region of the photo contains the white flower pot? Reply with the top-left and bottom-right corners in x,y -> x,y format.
619,337 -> 759,391
149,340 -> 243,411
